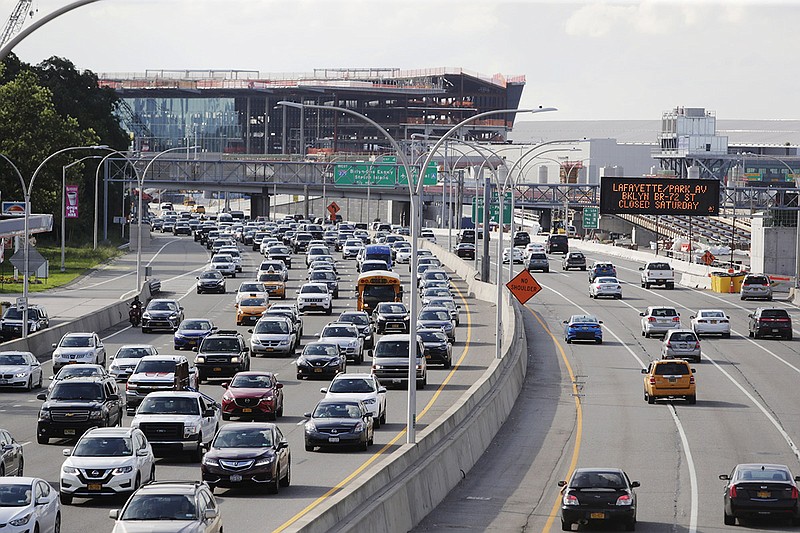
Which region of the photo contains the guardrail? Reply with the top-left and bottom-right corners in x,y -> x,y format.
288,241 -> 527,533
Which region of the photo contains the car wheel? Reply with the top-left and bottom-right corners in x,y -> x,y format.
269,471 -> 280,494
59,492 -> 73,505
561,520 -> 571,531
723,332 -> 731,339
787,333 -> 793,341
191,437 -> 204,462
277,401 -> 284,417
644,283 -> 650,289
687,395 -> 697,405
222,412 -> 230,421
647,393 -> 655,404
16,458 -> 23,476
26,376 -> 33,391
595,339 -> 602,344
443,358 -> 451,369
53,513 -> 61,533
724,512 -> 735,526
748,329 -> 754,338
37,435 -> 48,445
625,518 -> 636,531
645,331 -> 651,338
565,337 -> 572,344
142,327 -> 150,334
231,272 -> 236,278
305,442 -> 314,452
280,461 -> 291,487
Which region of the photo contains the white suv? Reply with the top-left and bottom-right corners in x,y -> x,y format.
51,332 -> 106,373
217,246 -> 242,272
210,254 -> 236,277
59,426 -> 155,504
296,282 -> 333,315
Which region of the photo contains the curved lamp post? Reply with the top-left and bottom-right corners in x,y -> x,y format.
94,150 -> 140,250
135,146 -> 198,290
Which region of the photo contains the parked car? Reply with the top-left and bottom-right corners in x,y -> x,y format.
642,358 -> 696,404
109,480 -> 222,531
660,329 -> 702,363
748,307 -> 793,340
640,306 -> 681,338
719,463 -> 800,526
59,426 -> 155,504
304,399 -> 374,452
220,371 -> 284,421
740,273 -> 773,301
0,351 -> 42,390
563,315 -> 603,344
690,309 -> 731,338
558,468 -> 639,532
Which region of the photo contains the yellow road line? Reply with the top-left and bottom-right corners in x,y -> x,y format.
273,282 -> 473,532
524,306 -> 583,532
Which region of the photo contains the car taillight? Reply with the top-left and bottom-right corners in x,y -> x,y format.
792,486 -> 799,499
673,317 -> 681,322
649,377 -> 656,385
563,493 -> 579,506
616,494 -> 633,506
689,375 -> 695,384
666,341 -> 672,348
694,342 -> 701,349
729,485 -> 738,498
648,317 -> 656,322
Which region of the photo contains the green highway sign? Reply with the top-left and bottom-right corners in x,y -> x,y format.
472,192 -> 512,224
582,207 -> 599,229
333,163 -> 437,187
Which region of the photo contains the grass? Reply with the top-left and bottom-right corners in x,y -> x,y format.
0,246 -> 123,295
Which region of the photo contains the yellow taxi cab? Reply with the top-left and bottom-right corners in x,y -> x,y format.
259,271 -> 286,299
236,296 -> 268,326
642,358 -> 696,404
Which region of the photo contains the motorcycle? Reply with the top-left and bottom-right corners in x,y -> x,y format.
129,304 -> 142,327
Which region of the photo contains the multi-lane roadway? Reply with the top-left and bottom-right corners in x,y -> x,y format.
0,234 -> 498,532
417,238 -> 800,532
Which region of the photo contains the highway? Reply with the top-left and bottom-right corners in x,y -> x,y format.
0,234 -> 499,533
416,237 -> 800,532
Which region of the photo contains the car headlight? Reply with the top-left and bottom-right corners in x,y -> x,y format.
403,316 -> 410,321
278,339 -> 289,345
195,356 -> 205,363
62,465 -> 78,474
89,410 -> 104,420
14,371 -> 28,378
353,422 -> 365,432
251,337 -> 263,345
362,398 -> 376,405
230,357 -> 240,363
112,466 -> 133,475
38,410 -> 51,421
202,456 -> 219,466
304,421 -> 316,432
127,382 -> 139,389
259,396 -> 274,403
9,513 -> 32,526
184,424 -> 201,437
169,314 -> 178,319
142,313 -> 151,319
373,364 -> 382,370
348,340 -> 358,347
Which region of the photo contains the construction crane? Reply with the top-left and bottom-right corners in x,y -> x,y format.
1,0 -> 35,48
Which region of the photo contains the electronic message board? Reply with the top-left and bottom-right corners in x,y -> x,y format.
599,177 -> 720,216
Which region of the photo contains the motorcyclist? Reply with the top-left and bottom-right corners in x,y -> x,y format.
129,296 -> 143,326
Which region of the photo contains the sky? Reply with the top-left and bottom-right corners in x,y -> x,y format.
3,0 -> 798,121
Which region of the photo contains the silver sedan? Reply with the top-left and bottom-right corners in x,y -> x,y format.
588,277 -> 623,299
690,309 -> 731,338
0,351 -> 43,390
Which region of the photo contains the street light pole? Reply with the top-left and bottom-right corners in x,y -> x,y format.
94,150 -> 139,249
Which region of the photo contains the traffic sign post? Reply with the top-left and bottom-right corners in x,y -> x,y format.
506,269 -> 542,305
582,207 -> 599,229
472,192 -> 512,224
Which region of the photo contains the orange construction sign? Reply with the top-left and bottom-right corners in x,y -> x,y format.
702,251 -> 715,266
506,269 -> 542,305
327,202 -> 340,215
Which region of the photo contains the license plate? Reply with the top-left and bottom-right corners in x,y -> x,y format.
425,355 -> 431,359
242,408 -> 252,413
265,348 -> 274,352
392,378 -> 402,384
314,368 -> 323,373
590,512 -> 606,519
64,429 -> 76,436
328,437 -> 340,443
668,377 -> 677,383
757,490 -> 771,498
214,367 -> 222,372
230,474 -> 242,483
88,483 -> 102,491
772,329 -> 779,333
710,320 -> 717,324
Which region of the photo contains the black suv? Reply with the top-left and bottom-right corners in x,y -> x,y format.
194,330 -> 250,382
547,234 -> 569,254
0,304 -> 50,340
748,308 -> 793,340
458,229 -> 476,244
292,232 -> 313,253
36,376 -> 123,444
512,231 -> 531,247
562,251 -> 587,271
372,302 -> 410,334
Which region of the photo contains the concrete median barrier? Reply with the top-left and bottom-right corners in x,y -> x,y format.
288,241 -> 528,533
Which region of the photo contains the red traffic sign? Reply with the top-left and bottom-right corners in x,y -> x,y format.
701,250 -> 715,266
327,202 -> 340,214
506,269 -> 542,305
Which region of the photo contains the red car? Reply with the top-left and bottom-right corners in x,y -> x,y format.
220,371 -> 284,421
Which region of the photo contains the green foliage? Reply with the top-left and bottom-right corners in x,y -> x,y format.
0,246 -> 122,294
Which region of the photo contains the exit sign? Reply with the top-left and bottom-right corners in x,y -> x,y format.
583,207 -> 599,229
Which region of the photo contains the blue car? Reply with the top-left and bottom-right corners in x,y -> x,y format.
174,318 -> 216,350
563,314 -> 603,344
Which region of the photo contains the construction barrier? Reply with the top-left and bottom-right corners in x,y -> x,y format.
710,272 -> 745,293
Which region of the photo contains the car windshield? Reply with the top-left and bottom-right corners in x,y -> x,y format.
254,320 -> 289,334
262,273 -> 283,282
362,262 -> 387,272
303,343 -> 339,356
269,247 -> 289,254
74,437 -> 133,457
301,285 -> 326,294
374,340 -> 412,358
313,402 -> 363,419
736,467 -> 790,482
200,338 -> 240,352
378,304 -> 407,314
2,308 -> 24,320
323,326 -> 356,338
570,315 -> 599,325
116,347 -> 153,359
571,471 -> 626,489
329,378 -> 376,393
135,360 -> 176,373
340,314 -> 368,326
61,336 -> 93,347
148,301 -> 178,312
240,298 -> 266,307
199,272 -> 221,280
0,353 -> 27,365
121,494 -> 197,521
0,484 -> 31,507
56,366 -> 102,379
761,309 -> 790,318
669,332 -> 697,342
213,427 -> 273,448
50,382 -> 103,400
213,256 -> 231,263
230,374 -> 273,388
650,308 -> 677,317
419,331 -> 448,343
138,397 -> 198,415
311,272 -> 336,281
654,363 -> 690,375
596,277 -> 618,284
744,276 -> 769,285
420,310 -> 450,321
698,311 -> 724,318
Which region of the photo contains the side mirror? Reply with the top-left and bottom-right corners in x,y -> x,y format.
365,412 -> 373,418
557,480 -> 567,487
378,387 -> 387,394
109,509 -> 120,520
221,382 -> 228,389
277,441 -> 289,450
692,369 -> 697,373
630,481 -> 640,488
276,383 -> 283,389
62,448 -> 72,456
37,392 -> 47,400
640,369 -> 648,374
52,343 -> 57,348
320,388 -> 327,394
748,314 -> 753,318
638,267 -> 644,271
248,329 -> 254,334
719,474 -> 731,481
108,394 -> 119,401
690,316 -> 696,320
203,508 -> 219,520
179,307 -> 184,311
562,320 -> 568,324
639,313 -> 645,317
192,347 -> 199,352
303,412 -> 312,418
136,449 -> 149,457
203,409 -> 215,417
598,321 -> 604,324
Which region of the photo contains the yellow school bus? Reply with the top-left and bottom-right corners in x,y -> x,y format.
356,270 -> 403,312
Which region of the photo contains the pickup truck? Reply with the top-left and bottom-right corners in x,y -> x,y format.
639,261 -> 675,289
125,355 -> 197,414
